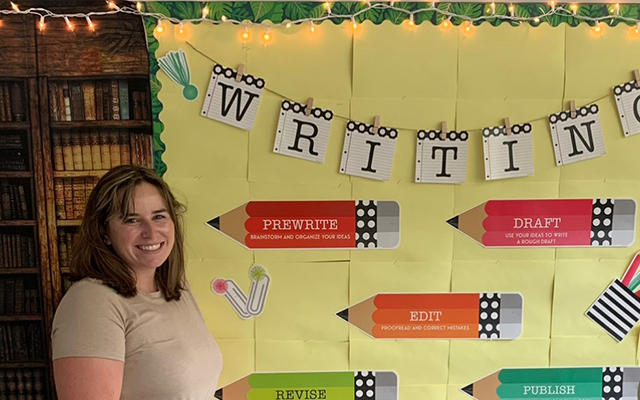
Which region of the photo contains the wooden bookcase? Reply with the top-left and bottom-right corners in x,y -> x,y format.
0,8 -> 152,399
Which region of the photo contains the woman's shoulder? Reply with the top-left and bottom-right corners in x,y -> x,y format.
60,277 -> 123,308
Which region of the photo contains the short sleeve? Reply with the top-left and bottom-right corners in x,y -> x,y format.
52,280 -> 126,362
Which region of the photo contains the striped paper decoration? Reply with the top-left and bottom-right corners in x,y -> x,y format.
585,279 -> 640,342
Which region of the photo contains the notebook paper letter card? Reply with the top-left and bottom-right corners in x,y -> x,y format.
548,104 -> 606,166
613,72 -> 640,137
415,129 -> 469,184
340,121 -> 398,181
273,100 -> 333,163
482,123 -> 534,181
201,64 -> 265,131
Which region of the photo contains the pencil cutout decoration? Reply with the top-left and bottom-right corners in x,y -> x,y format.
461,367 -> 640,400
158,49 -> 198,101
586,252 -> 640,342
206,200 -> 400,250
447,198 -> 636,248
247,264 -> 270,316
212,278 -> 251,319
337,293 -> 522,340
214,371 -> 398,400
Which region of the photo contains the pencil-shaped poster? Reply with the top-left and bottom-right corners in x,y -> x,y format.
206,200 -> 400,250
586,252 -> 640,342
447,198 -> 636,248
337,293 -> 522,340
462,367 -> 640,400
214,371 -> 398,400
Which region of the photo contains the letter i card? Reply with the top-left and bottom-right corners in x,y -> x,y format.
482,123 -> 533,181
340,121 -> 398,181
273,100 -> 333,163
415,129 -> 469,184
200,64 -> 265,131
548,104 -> 606,166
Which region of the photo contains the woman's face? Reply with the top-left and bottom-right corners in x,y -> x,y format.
106,182 -> 175,277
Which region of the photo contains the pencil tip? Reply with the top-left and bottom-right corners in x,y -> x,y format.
336,308 -> 349,322
207,217 -> 220,230
461,383 -> 473,397
446,216 -> 459,229
214,389 -> 223,400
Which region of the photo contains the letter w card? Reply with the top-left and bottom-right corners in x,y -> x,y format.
340,121 -> 398,181
613,80 -> 640,137
201,64 -> 265,131
482,123 -> 533,181
415,130 -> 469,184
548,104 -> 606,166
273,100 -> 333,163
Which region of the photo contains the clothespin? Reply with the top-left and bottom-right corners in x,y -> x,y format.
305,98 -> 314,116
504,117 -> 512,136
569,100 -> 577,119
235,64 -> 245,82
634,70 -> 640,88
440,121 -> 447,140
373,116 -> 380,135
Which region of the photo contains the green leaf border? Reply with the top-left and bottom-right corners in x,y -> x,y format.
144,1 -> 640,175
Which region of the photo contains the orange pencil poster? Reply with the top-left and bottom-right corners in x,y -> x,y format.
337,292 -> 523,340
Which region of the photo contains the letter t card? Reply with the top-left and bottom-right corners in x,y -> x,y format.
273,100 -> 333,163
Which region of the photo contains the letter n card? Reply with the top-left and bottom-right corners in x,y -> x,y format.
340,121 -> 398,181
201,64 -> 265,131
273,100 -> 333,163
482,123 -> 534,181
415,130 -> 468,184
548,104 -> 606,166
613,80 -> 640,137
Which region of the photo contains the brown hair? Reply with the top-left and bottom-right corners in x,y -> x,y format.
69,165 -> 186,301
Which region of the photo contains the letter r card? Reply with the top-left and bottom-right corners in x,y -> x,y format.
273,100 -> 333,163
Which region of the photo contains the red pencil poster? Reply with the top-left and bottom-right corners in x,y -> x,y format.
207,200 -> 400,250
447,198 -> 636,248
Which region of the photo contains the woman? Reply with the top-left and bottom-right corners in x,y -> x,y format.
52,165 -> 222,400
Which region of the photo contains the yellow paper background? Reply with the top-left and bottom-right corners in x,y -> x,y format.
153,21 -> 640,399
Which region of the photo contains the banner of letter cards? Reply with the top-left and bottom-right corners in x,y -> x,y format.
202,63 -> 640,183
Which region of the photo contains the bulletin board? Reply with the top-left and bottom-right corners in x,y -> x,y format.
144,2 -> 640,398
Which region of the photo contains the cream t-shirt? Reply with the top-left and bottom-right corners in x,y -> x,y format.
52,278 -> 222,400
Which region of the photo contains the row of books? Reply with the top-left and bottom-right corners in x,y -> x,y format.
0,81 -> 26,123
0,323 -> 44,362
0,134 -> 27,171
0,183 -> 30,220
0,369 -> 45,400
0,278 -> 39,315
58,228 -> 78,269
0,233 -> 35,268
52,130 -> 153,171
49,80 -> 149,122
54,177 -> 98,221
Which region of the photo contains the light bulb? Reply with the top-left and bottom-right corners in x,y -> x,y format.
156,19 -> 163,33
570,4 -> 577,14
549,0 -> 556,9
202,6 -> 209,18
286,22 -> 292,28
10,2 -> 19,12
409,14 -> 414,25
310,21 -> 315,33
636,21 -> 639,34
179,21 -> 183,33
242,26 -> 249,40
86,16 -> 95,31
594,21 -> 601,32
352,17 -> 357,29
263,27 -> 270,41
106,1 -> 116,10
38,15 -> 45,31
136,2 -> 141,11
534,17 -> 540,23
509,4 -> 514,16
442,18 -> 450,28
221,15 -> 228,22
64,16 -> 74,31
464,21 -> 472,32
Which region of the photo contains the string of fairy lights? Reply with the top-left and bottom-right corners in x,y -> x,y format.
0,1 -> 640,38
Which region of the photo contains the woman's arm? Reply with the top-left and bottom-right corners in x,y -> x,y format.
54,357 -> 124,400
